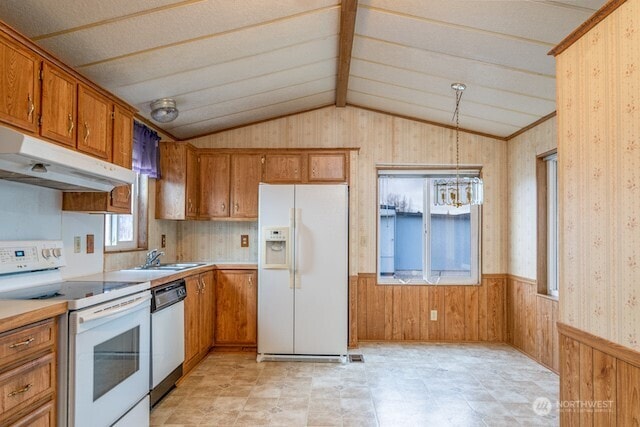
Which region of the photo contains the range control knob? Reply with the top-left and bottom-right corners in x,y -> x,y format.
41,248 -> 51,259
52,248 -> 62,258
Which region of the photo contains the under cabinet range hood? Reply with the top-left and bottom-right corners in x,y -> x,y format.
0,127 -> 136,192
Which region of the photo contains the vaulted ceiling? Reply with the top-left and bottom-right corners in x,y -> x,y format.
0,0 -> 605,140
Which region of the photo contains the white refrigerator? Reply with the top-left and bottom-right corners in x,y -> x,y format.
257,183 -> 348,361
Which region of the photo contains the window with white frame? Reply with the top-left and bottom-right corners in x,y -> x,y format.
105,173 -> 146,251
378,170 -> 481,285
545,154 -> 558,296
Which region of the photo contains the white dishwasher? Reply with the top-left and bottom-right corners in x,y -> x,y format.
150,279 -> 186,407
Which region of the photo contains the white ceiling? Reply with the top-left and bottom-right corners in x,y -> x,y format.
0,0 -> 605,139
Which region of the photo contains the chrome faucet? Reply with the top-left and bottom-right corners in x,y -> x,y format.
144,249 -> 164,268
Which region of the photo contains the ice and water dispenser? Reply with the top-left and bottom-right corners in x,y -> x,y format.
262,227 -> 290,269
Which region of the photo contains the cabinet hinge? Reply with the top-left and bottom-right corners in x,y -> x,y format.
111,111 -> 115,120
39,69 -> 44,80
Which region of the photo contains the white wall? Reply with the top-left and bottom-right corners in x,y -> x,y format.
0,180 -> 104,278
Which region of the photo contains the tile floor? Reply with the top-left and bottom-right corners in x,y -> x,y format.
151,342 -> 559,426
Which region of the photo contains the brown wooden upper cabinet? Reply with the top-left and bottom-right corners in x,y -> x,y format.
230,154 -> 262,219
263,153 -> 304,183
308,153 -> 347,182
62,104 -> 135,214
199,153 -> 230,219
156,142 -> 199,220
0,33 -> 39,133
77,84 -> 112,161
109,105 -> 134,212
40,62 -> 76,148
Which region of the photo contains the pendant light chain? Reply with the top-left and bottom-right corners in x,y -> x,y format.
433,82 -> 483,207
454,86 -> 463,207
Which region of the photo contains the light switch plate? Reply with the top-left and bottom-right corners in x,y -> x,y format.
241,234 -> 249,248
161,234 -> 166,248
74,236 -> 81,253
430,310 -> 438,321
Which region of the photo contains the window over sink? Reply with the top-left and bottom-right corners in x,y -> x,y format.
105,173 -> 147,251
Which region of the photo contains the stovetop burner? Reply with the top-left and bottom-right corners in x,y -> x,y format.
0,280 -> 150,309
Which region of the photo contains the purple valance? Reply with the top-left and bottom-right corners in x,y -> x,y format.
132,121 -> 161,178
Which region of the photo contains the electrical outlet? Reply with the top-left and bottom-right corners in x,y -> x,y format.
74,236 -> 81,253
161,234 -> 166,248
241,234 -> 249,248
86,234 -> 94,254
430,310 -> 438,321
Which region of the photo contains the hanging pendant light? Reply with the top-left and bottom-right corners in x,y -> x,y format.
433,83 -> 484,208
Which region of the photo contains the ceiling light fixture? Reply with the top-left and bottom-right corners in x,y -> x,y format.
150,98 -> 179,123
433,83 -> 484,207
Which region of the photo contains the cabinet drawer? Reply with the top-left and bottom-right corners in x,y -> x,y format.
0,353 -> 55,421
8,399 -> 54,427
0,320 -> 55,368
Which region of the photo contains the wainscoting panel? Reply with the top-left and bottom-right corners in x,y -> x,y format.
506,275 -> 559,373
559,322 -> 640,426
356,274 -> 505,342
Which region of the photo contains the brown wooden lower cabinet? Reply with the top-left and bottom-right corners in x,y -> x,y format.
183,271 -> 214,374
214,269 -> 257,347
0,318 -> 57,427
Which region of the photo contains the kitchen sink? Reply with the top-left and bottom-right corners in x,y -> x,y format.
129,262 -> 206,271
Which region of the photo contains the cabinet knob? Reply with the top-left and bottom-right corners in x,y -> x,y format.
234,203 -> 239,212
27,94 -> 34,120
8,383 -> 33,397
221,203 -> 226,212
83,122 -> 90,143
8,337 -> 35,349
68,114 -> 74,136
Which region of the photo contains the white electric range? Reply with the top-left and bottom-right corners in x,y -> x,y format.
0,240 -> 151,427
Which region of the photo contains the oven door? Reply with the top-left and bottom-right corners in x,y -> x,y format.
68,291 -> 151,427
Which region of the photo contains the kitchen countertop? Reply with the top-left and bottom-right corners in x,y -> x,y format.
0,300 -> 68,335
0,262 -> 257,331
74,262 -> 257,288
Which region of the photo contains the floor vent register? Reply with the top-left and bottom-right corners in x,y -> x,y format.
349,354 -> 364,363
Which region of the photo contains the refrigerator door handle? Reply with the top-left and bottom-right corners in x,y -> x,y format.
295,208 -> 301,289
289,208 -> 295,289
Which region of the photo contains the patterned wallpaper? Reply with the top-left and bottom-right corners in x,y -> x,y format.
507,117 -> 557,279
187,105 -> 508,275
556,0 -> 639,350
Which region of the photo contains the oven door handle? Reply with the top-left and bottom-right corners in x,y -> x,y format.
79,294 -> 151,324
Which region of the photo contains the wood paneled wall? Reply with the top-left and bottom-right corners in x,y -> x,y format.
355,274 -> 505,342
559,322 -> 640,426
506,276 -> 559,372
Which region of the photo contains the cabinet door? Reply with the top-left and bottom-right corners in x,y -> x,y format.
215,270 -> 257,345
40,62 -> 76,148
156,142 -> 187,220
0,34 -> 39,132
186,146 -> 199,219
230,154 -> 262,218
199,271 -> 215,352
183,275 -> 201,366
263,154 -> 303,183
109,105 -> 134,212
199,153 -> 230,218
77,84 -> 112,161
308,153 -> 346,182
